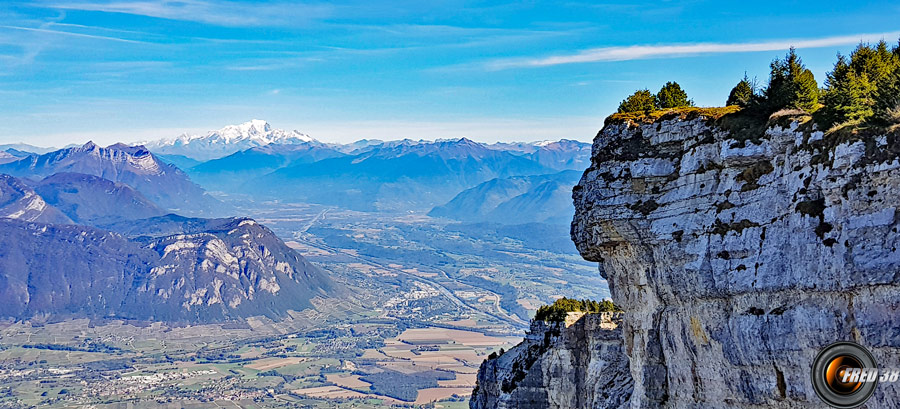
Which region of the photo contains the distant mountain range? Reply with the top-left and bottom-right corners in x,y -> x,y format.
189,143 -> 346,190
0,143 -> 56,155
2,119 -> 591,217
142,119 -> 316,161
0,216 -> 335,322
429,170 -> 582,225
242,137 -> 556,211
0,140 -> 340,322
0,142 -> 224,216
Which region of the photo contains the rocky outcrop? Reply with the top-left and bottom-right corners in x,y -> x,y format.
571,114 -> 900,407
471,312 -> 632,409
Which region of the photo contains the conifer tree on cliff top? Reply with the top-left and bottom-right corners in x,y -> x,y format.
823,41 -> 900,126
727,73 -> 755,107
657,81 -> 694,109
617,89 -> 657,113
764,47 -> 819,112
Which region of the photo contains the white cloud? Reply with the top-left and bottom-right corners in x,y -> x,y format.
488,31 -> 900,70
0,25 -> 145,43
40,0 -> 333,27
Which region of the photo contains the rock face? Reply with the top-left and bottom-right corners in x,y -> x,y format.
471,312 -> 632,409
571,115 -> 900,407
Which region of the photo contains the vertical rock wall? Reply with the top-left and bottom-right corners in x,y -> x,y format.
471,312 -> 633,409
571,115 -> 900,407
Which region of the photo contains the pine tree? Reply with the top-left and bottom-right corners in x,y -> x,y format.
726,73 -> 754,107
823,41 -> 900,126
874,61 -> 900,124
656,81 -> 693,109
617,89 -> 657,113
764,47 -> 819,112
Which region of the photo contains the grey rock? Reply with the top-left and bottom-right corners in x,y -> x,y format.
571,117 -> 900,407
471,312 -> 632,409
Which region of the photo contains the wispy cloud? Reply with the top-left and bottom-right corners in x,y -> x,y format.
0,25 -> 147,43
40,0 -> 333,27
487,31 -> 900,70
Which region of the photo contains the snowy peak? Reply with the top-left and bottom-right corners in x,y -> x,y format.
144,120 -> 316,161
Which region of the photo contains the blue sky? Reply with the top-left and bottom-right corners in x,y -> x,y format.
1,0 -> 899,146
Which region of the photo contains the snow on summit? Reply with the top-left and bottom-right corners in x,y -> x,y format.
142,120 -> 315,161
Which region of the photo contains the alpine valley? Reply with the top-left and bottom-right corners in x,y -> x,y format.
0,120 -> 603,409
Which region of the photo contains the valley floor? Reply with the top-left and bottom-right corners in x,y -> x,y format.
0,201 -> 607,408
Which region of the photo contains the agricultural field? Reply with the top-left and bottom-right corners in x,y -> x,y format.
0,316 -> 518,408
0,203 -> 606,408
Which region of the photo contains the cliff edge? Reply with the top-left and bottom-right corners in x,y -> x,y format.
471,312 -> 632,409
571,113 -> 900,407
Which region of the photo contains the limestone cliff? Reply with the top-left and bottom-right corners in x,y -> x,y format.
472,112 -> 900,408
570,113 -> 900,407
471,312 -> 632,409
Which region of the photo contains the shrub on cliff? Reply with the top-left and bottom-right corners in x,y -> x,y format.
822,41 -> 899,127
763,47 -> 820,113
727,73 -> 756,107
657,81 -> 693,109
617,89 -> 657,113
533,297 -> 620,322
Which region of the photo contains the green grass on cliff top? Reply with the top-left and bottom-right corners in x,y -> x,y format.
605,106 -> 742,125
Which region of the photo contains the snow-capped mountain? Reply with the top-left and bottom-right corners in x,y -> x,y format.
142,119 -> 316,161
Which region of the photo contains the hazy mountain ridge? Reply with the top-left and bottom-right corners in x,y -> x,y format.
33,172 -> 166,225
244,137 -> 554,211
0,144 -> 56,155
0,142 -> 224,216
527,139 -> 591,170
0,174 -> 73,224
429,170 -> 582,224
187,143 -> 346,190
